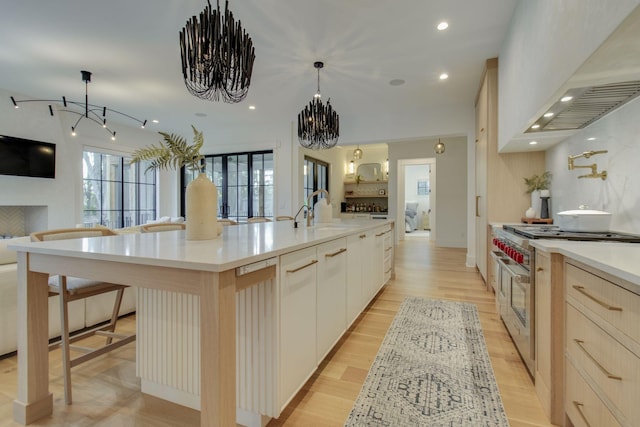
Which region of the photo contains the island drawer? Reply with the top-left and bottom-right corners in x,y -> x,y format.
566,302 -> 639,424
565,262 -> 640,346
565,357 -> 621,427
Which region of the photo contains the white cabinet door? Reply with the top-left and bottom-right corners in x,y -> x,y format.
372,226 -> 386,295
346,233 -> 364,326
360,231 -> 376,305
316,238 -> 347,363
279,246 -> 318,408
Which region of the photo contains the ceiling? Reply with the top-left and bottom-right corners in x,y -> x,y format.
0,0 -> 516,150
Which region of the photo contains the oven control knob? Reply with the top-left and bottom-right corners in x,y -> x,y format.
517,253 -> 524,263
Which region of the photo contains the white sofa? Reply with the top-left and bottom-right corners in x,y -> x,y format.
0,235 -> 136,357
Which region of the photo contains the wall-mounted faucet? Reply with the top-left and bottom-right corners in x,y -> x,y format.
568,150 -> 608,180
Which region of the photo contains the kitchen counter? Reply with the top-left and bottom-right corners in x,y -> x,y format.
9,219 -> 390,272
8,219 -> 393,426
530,240 -> 640,290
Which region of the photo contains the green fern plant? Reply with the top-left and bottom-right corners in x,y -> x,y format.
130,125 -> 204,173
523,171 -> 552,194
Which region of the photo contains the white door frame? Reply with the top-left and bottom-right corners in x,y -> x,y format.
397,158 -> 436,241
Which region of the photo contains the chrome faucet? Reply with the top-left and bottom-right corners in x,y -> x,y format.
306,189 -> 330,227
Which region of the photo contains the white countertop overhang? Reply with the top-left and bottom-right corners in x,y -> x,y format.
9,219 -> 393,273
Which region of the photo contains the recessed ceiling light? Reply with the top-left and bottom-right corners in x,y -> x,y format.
587,137 -> 596,141
543,112 -> 554,118
437,21 -> 449,30
389,79 -> 405,86
529,141 -> 538,145
531,124 -> 540,129
195,112 -> 207,117
249,105 -> 256,110
561,95 -> 573,102
152,119 -> 159,124
439,73 -> 448,80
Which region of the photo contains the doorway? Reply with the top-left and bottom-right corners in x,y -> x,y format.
397,158 -> 436,242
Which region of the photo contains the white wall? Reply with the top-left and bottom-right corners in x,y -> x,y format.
0,87 -> 297,229
499,0 -> 640,149
389,136 -> 468,248
546,97 -> 640,234
0,88 -> 159,231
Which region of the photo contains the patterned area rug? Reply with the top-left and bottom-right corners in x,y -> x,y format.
345,297 -> 509,426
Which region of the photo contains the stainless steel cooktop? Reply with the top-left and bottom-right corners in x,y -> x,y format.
503,224 -> 640,243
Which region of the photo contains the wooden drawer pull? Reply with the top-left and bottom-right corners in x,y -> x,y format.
536,267 -> 544,272
359,234 -> 366,239
573,285 -> 623,311
574,339 -> 622,380
375,232 -> 385,237
573,401 -> 592,427
385,268 -> 392,274
385,247 -> 392,252
325,248 -> 346,258
286,259 -> 318,273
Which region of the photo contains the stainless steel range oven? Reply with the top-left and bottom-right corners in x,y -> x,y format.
491,224 -> 640,377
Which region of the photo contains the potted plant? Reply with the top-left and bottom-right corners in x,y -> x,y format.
523,171 -> 552,218
131,125 -> 204,173
131,126 -> 219,240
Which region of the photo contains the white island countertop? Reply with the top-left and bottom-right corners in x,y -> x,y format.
9,219 -> 393,273
530,240 -> 640,290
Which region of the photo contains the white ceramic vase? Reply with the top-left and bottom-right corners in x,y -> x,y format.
530,190 -> 541,218
186,172 -> 219,240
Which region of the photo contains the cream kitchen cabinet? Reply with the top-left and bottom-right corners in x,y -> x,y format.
474,58 -> 545,284
346,232 -> 367,326
564,260 -> 640,427
279,246 -> 318,408
346,224 -> 394,327
316,238 -> 348,363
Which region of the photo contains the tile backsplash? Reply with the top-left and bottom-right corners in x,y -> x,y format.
546,96 -> 640,234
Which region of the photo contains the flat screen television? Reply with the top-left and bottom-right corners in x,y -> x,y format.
0,135 -> 56,179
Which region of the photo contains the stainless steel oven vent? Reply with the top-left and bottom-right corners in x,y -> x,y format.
526,80 -> 640,132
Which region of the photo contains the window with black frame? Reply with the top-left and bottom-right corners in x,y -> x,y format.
304,156 -> 329,207
181,150 -> 273,223
82,151 -> 156,228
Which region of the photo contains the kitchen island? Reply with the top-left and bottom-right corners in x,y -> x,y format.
9,219 -> 394,426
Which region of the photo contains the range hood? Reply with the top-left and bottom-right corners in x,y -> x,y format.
525,80 -> 640,133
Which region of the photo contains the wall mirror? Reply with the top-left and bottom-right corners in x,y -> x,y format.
357,163 -> 382,181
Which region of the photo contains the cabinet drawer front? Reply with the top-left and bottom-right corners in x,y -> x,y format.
565,358 -> 622,427
566,263 -> 640,345
566,303 -> 640,422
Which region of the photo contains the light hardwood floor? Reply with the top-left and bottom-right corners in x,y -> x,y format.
0,237 -> 555,426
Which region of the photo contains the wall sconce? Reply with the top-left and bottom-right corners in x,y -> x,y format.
348,160 -> 355,174
385,158 -> 389,177
434,139 -> 445,154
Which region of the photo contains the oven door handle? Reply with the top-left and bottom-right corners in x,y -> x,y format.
496,257 -> 530,284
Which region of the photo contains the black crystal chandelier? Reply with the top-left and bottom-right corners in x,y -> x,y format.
10,70 -> 147,140
297,61 -> 340,149
180,0 -> 255,103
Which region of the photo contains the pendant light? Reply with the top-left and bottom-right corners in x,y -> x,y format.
353,145 -> 363,159
434,139 -> 445,154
